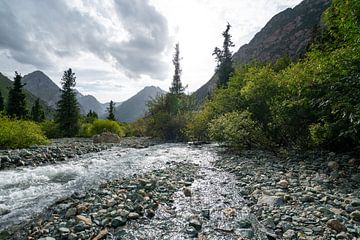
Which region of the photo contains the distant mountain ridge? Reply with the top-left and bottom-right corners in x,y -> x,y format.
22,71 -> 106,115
114,86 -> 165,122
0,72 -> 55,117
194,0 -> 331,102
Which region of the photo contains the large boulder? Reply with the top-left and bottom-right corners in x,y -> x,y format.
93,132 -> 121,143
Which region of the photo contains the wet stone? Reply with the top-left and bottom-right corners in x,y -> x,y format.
111,216 -> 127,227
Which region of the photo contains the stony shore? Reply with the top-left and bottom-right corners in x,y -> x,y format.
0,141 -> 359,239
214,149 -> 360,239
0,137 -> 156,171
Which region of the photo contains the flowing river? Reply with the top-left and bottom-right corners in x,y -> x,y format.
0,143 -> 267,239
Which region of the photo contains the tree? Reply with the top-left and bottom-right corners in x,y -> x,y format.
107,100 -> 116,121
31,98 -> 45,122
55,68 -> 80,137
85,110 -> 98,123
213,23 -> 235,87
0,90 -> 4,112
6,72 -> 27,118
169,43 -> 185,95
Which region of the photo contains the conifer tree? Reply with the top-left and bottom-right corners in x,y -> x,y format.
213,23 -> 235,87
55,68 -> 80,137
0,90 -> 4,112
169,43 -> 185,95
6,72 -> 27,118
31,98 -> 45,122
107,100 -> 116,121
85,110 -> 98,123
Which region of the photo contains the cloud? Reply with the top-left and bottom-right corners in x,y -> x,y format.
0,0 -> 171,80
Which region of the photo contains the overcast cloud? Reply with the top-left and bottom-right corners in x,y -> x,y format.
0,0 -> 170,80
0,0 -> 302,102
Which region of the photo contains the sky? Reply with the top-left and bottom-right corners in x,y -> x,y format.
0,0 -> 302,103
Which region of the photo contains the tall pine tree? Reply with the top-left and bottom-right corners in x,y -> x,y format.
31,98 -> 45,122
169,43 -> 185,95
55,68 -> 80,137
213,23 -> 235,87
0,90 -> 4,112
6,72 -> 27,118
107,100 -> 116,121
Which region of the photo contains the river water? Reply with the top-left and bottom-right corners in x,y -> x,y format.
0,143 -> 267,239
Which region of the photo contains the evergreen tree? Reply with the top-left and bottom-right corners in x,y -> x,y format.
31,98 -> 45,122
0,90 -> 4,112
55,68 -> 80,137
169,43 -> 185,94
85,110 -> 98,123
213,23 -> 235,87
6,72 -> 27,118
107,100 -> 116,121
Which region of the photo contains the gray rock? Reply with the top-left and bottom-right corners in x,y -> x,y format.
283,229 -> 296,239
0,208 -> 10,216
59,227 -> 70,233
326,219 -> 346,232
111,216 -> 127,227
189,216 -> 202,231
350,210 -> 360,221
128,212 -> 140,220
65,207 -> 77,218
258,195 -> 285,206
38,238 -> 56,240
93,132 -> 120,143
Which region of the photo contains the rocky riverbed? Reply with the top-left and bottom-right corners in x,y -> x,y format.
0,137 -> 156,170
214,150 -> 360,239
0,141 -> 359,240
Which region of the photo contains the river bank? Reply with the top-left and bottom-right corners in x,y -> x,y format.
0,137 -> 156,171
0,141 -> 359,239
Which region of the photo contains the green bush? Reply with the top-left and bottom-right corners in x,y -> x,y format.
209,111 -> 266,149
0,115 -> 48,149
40,120 -> 62,139
78,119 -> 125,137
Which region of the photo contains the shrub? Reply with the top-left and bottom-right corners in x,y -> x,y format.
0,115 -> 48,149
209,111 -> 266,149
85,119 -> 125,137
40,120 -> 62,139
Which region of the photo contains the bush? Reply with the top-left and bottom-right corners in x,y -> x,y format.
79,119 -> 125,137
40,120 -> 62,139
208,111 -> 267,149
0,115 -> 48,149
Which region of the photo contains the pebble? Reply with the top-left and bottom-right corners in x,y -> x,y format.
183,187 -> 192,197
326,219 -> 346,232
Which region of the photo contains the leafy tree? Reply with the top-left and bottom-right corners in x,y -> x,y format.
30,98 -> 45,122
6,72 -> 27,118
169,43 -> 185,94
0,90 -> 4,112
107,100 -> 116,121
213,23 -> 235,87
55,68 -> 80,137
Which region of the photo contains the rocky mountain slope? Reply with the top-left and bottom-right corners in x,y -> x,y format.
194,0 -> 331,102
22,71 -> 105,115
0,72 -> 54,117
114,86 -> 165,122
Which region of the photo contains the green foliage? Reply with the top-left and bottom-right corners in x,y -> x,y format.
0,115 -> 48,149
55,68 -> 80,137
6,72 -> 27,119
144,93 -> 193,141
79,119 -> 125,137
107,100 -> 116,121
0,90 -> 4,112
31,98 -> 45,122
213,23 -> 235,87
125,118 -> 147,137
84,110 -> 98,123
40,120 -> 62,139
209,111 -> 266,149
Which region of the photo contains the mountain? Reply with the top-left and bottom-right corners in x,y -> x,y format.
194,0 -> 331,102
22,71 -> 61,107
0,72 -> 55,117
22,71 -> 105,115
114,86 -> 165,122
77,94 -> 107,116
